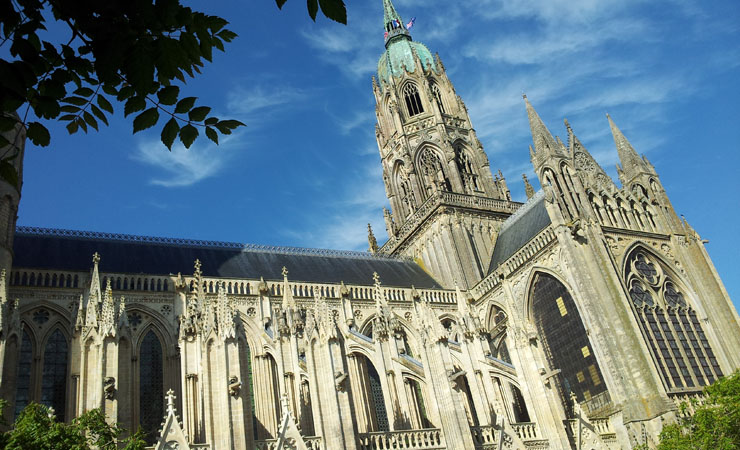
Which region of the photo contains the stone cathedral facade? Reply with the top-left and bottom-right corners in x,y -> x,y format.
1,1 -> 739,449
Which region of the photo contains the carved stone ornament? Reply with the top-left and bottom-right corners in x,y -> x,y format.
228,376 -> 241,397
103,377 -> 116,400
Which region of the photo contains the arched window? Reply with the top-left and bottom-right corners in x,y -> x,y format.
419,148 -> 451,196
14,329 -> 33,418
405,378 -> 432,429
41,329 -> 68,421
139,331 -> 164,444
625,250 -> 722,390
403,83 -> 424,117
431,83 -> 446,114
488,307 -> 511,364
455,147 -> 480,193
240,339 -> 257,439
368,361 -> 389,431
348,354 -> 389,433
510,384 -> 530,423
531,273 -> 610,416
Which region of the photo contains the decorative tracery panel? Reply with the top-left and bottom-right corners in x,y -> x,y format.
14,329 -> 33,419
403,83 -> 424,117
455,147 -> 480,193
625,249 -> 722,391
418,148 -> 451,197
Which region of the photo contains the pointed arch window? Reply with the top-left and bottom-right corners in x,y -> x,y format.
431,83 -> 446,114
14,329 -> 33,418
531,273 -> 610,416
419,148 -> 451,196
403,83 -> 424,117
41,329 -> 68,421
139,331 -> 164,444
455,147 -> 480,193
625,250 -> 722,391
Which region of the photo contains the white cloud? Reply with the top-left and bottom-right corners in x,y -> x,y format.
227,85 -> 307,116
132,134 -> 241,188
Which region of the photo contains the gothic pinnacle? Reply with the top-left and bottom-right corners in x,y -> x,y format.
523,96 -> 562,158
607,113 -> 650,179
368,223 -> 379,254
523,174 -> 535,199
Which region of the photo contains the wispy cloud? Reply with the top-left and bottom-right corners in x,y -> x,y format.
132,134 -> 242,188
227,84 -> 308,116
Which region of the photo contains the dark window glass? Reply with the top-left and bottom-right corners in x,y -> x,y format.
15,330 -> 33,418
531,273 -> 609,415
139,331 -> 163,444
367,360 -> 389,432
41,330 -> 68,421
403,84 -> 424,117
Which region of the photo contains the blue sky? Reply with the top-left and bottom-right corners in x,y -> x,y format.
17,0 -> 740,307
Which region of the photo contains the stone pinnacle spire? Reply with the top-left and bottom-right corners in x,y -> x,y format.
523,95 -> 563,158
383,0 -> 410,47
607,114 -> 651,181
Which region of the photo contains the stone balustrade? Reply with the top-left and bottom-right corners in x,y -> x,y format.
380,191 -> 522,254
471,424 -> 499,448
358,428 -> 444,450
512,422 -> 540,440
254,436 -> 322,450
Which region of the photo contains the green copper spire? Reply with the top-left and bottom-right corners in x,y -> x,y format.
383,0 -> 410,47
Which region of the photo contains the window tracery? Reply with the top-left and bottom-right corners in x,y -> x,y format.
41,329 -> 68,421
14,329 -> 33,418
419,148 -> 451,196
625,250 -> 722,390
455,147 -> 480,193
531,273 -> 610,416
139,331 -> 164,444
431,83 -> 445,114
403,83 -> 424,117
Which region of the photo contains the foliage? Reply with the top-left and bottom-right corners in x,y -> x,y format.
0,402 -> 145,450
0,0 -> 347,187
639,371 -> 740,449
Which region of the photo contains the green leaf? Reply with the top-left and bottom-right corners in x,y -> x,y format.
124,96 -> 147,117
275,0 -> 288,8
319,0 -> 347,23
26,122 -> 50,146
62,96 -> 88,106
179,124 -> 198,148
161,118 -> 180,150
204,117 -> 218,126
90,104 -> 109,126
156,85 -> 180,106
97,95 -> 113,113
73,87 -> 95,97
60,105 -> 80,113
175,97 -> 197,114
216,29 -> 238,42
133,108 -> 160,133
307,0 -> 319,21
188,106 -> 211,122
116,85 -> 135,101
205,126 -> 218,144
66,120 -> 79,134
83,111 -> 99,131
0,160 -> 19,189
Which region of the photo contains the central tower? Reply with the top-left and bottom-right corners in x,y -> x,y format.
374,0 -> 521,288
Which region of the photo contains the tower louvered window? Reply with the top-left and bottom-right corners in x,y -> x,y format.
626,250 -> 722,391
139,331 -> 164,444
431,83 -> 446,114
403,83 -> 424,117
41,329 -> 68,421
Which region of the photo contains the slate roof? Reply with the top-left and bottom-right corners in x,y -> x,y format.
12,227 -> 442,288
488,191 -> 551,274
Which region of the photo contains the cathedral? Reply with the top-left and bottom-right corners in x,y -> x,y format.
0,1 -> 738,449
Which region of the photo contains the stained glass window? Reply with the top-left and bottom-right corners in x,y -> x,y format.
139,331 -> 164,444
403,83 -> 424,117
14,330 -> 33,418
626,250 -> 722,391
41,329 -> 68,421
367,360 -> 389,432
531,273 -> 609,416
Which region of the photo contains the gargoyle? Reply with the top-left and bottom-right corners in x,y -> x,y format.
229,376 -> 241,397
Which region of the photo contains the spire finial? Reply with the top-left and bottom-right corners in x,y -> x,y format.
523,174 -> 535,199
282,266 -> 288,278
523,96 -> 562,159
607,114 -> 650,180
368,223 -> 379,254
92,252 -> 100,265
382,0 -> 410,46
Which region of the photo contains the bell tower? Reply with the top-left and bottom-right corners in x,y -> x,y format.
374,0 -> 521,288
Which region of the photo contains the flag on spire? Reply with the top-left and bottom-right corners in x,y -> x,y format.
406,17 -> 416,30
